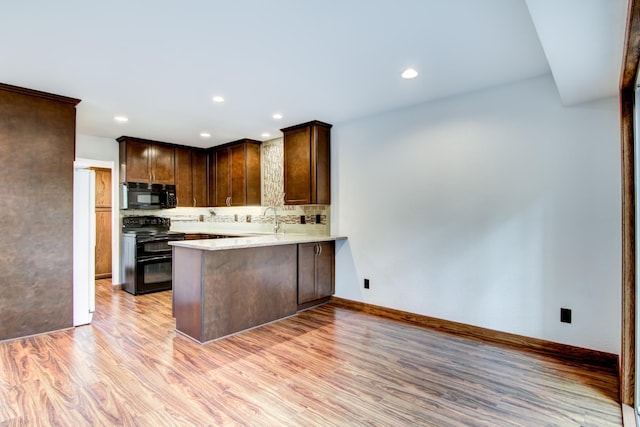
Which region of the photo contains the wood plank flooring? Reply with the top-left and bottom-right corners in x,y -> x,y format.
0,279 -> 622,426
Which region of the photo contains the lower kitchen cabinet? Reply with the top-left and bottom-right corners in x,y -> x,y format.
297,241 -> 335,309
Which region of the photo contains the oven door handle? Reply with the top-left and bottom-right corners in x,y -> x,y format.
138,255 -> 172,263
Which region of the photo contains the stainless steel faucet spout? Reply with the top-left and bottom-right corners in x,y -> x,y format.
263,206 -> 280,233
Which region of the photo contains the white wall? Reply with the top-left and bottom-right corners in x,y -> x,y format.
332,75 -> 621,354
75,134 -> 121,284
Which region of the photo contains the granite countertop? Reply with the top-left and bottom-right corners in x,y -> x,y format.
169,233 -> 347,251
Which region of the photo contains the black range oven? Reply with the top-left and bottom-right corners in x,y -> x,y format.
122,216 -> 185,295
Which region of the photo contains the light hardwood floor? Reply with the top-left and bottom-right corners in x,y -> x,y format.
0,279 -> 622,426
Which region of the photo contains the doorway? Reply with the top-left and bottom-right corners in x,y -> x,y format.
73,158 -> 120,320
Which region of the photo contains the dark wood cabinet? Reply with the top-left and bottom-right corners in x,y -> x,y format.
297,241 -> 335,309
209,139 -> 261,206
175,146 -> 208,207
118,136 -> 175,185
175,146 -> 192,206
282,120 -> 332,205
192,149 -> 208,206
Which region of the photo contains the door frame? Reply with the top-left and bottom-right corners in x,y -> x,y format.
75,158 -> 120,286
621,0 -> 640,407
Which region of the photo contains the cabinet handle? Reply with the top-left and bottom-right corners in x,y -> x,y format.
193,197 -> 196,207
318,243 -> 323,256
314,243 -> 318,256
226,196 -> 231,207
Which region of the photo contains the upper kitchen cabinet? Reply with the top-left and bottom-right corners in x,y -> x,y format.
209,139 -> 261,207
117,136 -> 175,185
175,146 -> 207,207
282,120 -> 332,205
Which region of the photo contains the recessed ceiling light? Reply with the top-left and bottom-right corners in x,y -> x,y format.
114,115 -> 128,123
261,133 -> 271,138
272,113 -> 283,120
401,68 -> 419,79
200,132 -> 211,138
212,96 -> 225,103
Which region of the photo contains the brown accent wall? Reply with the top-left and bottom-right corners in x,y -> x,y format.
0,83 -> 80,341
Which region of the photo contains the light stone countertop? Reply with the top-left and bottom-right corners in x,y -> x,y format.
169,233 -> 347,251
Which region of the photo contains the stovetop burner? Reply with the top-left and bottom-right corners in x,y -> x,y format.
121,215 -> 186,237
122,215 -> 171,230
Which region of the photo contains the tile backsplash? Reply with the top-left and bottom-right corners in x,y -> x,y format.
122,206 -> 329,235
121,138 -> 331,236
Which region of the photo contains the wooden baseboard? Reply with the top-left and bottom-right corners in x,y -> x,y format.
330,296 -> 618,371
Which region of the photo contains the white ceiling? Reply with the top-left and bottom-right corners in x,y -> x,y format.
1,0 -> 628,148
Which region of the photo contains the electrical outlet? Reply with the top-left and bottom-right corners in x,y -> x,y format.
364,278 -> 370,289
234,214 -> 238,222
560,308 -> 572,323
300,215 -> 306,224
246,215 -> 251,223
315,214 -> 322,224
198,214 -> 204,222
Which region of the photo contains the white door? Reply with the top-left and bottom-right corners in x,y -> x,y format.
73,167 -> 96,326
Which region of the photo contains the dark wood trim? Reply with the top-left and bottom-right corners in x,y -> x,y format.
280,120 -> 333,133
621,88 -> 636,406
0,82 -> 80,105
116,135 -> 185,150
621,0 -> 640,407
208,138 -> 262,151
331,297 -> 618,371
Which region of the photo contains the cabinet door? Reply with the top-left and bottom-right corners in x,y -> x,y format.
174,146 -> 193,207
315,241 -> 335,298
192,150 -> 208,207
125,140 -> 151,183
151,144 -> 175,185
284,126 -> 311,204
245,142 -> 261,206
95,209 -> 112,279
208,151 -> 216,206
297,243 -> 318,305
93,167 -> 112,208
215,148 -> 230,206
314,125 -> 331,205
229,144 -> 246,206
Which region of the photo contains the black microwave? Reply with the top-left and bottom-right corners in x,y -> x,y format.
121,182 -> 177,210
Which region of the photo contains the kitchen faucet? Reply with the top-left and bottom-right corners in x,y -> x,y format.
263,206 -> 280,233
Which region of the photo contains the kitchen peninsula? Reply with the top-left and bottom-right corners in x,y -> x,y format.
170,234 -> 346,343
